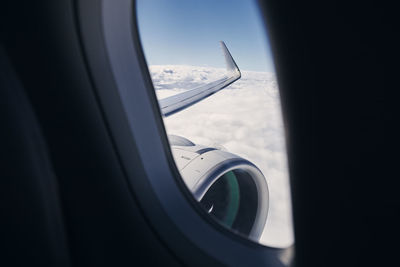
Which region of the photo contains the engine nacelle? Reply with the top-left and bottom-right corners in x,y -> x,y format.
169,135 -> 269,241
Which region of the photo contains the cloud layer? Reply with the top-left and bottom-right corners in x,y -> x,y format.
150,65 -> 293,247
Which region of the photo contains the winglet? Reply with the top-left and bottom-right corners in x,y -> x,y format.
220,41 -> 241,76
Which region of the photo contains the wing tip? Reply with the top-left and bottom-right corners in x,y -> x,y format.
159,41 -> 241,117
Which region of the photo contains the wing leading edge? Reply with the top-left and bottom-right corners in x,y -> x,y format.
159,41 -> 241,117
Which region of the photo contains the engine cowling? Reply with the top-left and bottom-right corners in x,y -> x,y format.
169,135 -> 269,241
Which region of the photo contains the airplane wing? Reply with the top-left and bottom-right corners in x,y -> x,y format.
159,41 -> 241,117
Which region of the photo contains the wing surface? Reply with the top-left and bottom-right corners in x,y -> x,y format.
159,41 -> 241,117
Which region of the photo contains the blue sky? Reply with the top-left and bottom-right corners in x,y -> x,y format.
136,0 -> 275,72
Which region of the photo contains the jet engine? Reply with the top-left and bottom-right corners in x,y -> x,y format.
169,135 -> 269,241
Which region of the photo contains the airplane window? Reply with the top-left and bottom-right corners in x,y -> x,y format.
137,0 -> 293,248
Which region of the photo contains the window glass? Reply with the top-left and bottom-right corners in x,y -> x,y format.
137,0 -> 293,247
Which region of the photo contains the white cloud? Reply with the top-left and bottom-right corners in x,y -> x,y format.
150,65 -> 294,247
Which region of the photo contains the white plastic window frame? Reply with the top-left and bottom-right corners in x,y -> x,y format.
76,0 -> 292,266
